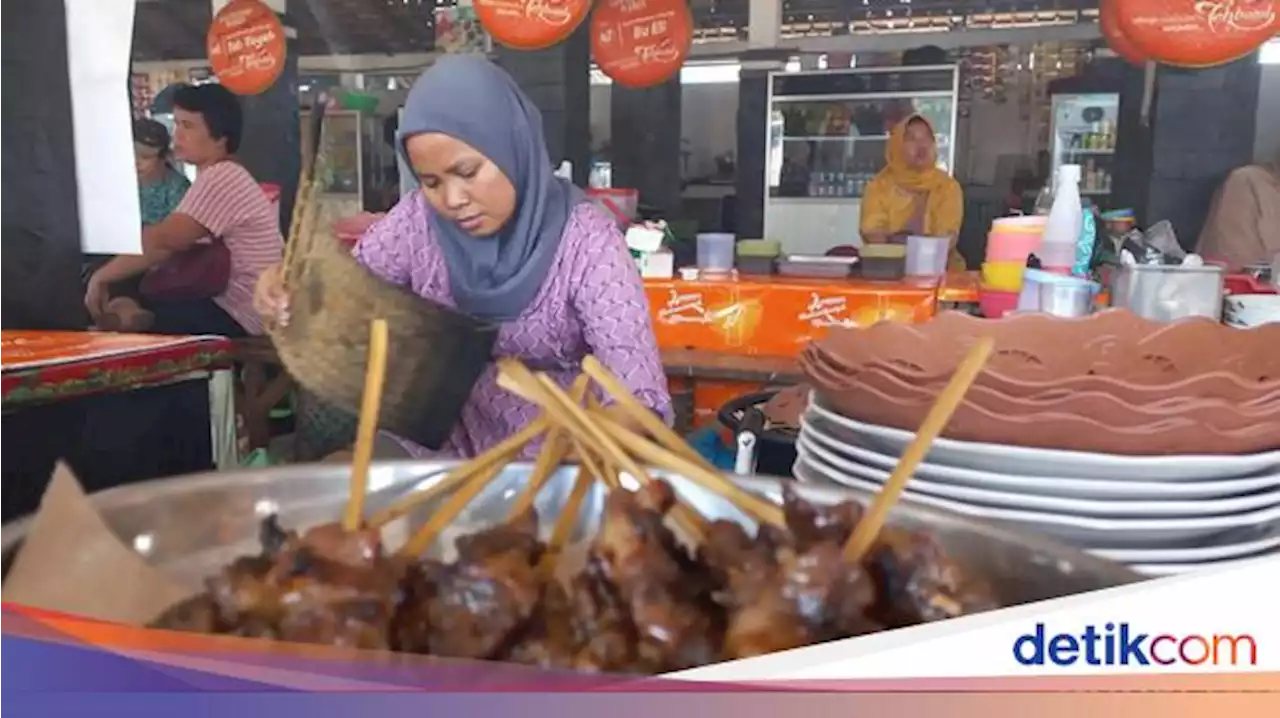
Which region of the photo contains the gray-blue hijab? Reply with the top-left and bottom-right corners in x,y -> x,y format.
398,55 -> 585,322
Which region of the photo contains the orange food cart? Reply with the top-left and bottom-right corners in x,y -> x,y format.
645,271 -> 979,429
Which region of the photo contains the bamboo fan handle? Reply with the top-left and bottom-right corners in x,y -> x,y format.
343,319 -> 390,531
842,337 -> 996,563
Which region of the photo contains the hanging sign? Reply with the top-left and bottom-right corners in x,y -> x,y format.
1100,0 -> 1149,65
474,0 -> 591,50
1115,0 -> 1280,67
591,0 -> 693,89
206,0 -> 287,95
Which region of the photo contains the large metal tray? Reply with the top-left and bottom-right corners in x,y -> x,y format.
0,461 -> 1140,603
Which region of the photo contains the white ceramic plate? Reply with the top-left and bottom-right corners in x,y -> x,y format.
807,397 -> 1280,481
796,433 -> 1280,518
793,454 -> 1280,547
1088,524 -> 1280,563
1130,554 -> 1280,577
800,414 -> 1280,500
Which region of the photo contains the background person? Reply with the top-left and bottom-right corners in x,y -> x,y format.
860,114 -> 966,270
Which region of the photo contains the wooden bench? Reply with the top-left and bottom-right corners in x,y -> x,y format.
230,337 -> 293,451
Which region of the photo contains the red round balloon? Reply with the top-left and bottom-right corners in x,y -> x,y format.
475,0 -> 591,51
1100,0 -> 1147,65
591,0 -> 694,89
1114,0 -> 1280,67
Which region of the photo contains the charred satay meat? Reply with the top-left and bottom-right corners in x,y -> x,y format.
700,487 -> 879,660
591,480 -> 721,672
864,527 -> 999,628
153,478 -> 1001,673
197,517 -> 405,649
398,509 -> 546,660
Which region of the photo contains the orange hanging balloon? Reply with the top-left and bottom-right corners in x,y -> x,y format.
1114,0 -> 1280,68
1100,0 -> 1148,66
207,0 -> 287,96
591,0 -> 694,89
474,0 -> 591,51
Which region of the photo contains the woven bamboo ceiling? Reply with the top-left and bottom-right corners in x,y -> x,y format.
133,0 -> 1100,62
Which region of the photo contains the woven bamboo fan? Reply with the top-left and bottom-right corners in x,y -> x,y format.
267,99 -> 500,450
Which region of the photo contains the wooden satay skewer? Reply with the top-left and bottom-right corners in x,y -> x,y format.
594,414 -> 786,530
842,337 -> 996,563
579,359 -> 783,530
494,361 -> 704,541
538,438 -> 608,579
581,356 -> 715,471
507,375 -> 591,521
528,372 -> 705,543
368,417 -> 548,528
398,459 -> 508,558
342,318 -> 390,531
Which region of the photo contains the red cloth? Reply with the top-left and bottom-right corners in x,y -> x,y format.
333,212 -> 385,246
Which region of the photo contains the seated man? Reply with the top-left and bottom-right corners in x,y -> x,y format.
1196,153 -> 1280,270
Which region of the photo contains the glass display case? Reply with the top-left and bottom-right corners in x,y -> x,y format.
764,66 -> 959,254
1049,92 -> 1118,206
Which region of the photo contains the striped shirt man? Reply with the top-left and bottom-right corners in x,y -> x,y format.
176,161 -> 283,335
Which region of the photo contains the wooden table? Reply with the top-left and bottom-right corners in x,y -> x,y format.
1,331 -> 234,522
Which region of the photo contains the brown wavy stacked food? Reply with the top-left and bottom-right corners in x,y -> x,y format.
799,309 -> 1280,455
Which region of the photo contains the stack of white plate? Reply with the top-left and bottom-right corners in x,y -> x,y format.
795,396 -> 1280,577
1224,294 -> 1280,328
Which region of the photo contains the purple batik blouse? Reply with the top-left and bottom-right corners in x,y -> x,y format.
353,192 -> 671,459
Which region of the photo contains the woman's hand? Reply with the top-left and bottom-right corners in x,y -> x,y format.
84,274 -> 110,323
253,264 -> 290,327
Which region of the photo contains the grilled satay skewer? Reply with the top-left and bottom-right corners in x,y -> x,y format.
343,318 -> 390,531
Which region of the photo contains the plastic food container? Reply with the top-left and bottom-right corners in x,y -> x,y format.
777,259 -> 853,279
981,261 -> 1026,292
979,289 -> 1020,319
905,235 -> 950,276
1110,264 -> 1226,322
737,239 -> 781,257
986,224 -> 1044,262
991,215 -> 1048,233
1039,278 -> 1100,318
696,233 -> 736,274
737,256 -> 777,275
858,244 -> 907,280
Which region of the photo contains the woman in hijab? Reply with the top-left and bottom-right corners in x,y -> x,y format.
254,56 -> 670,460
859,114 -> 965,270
1196,152 -> 1280,270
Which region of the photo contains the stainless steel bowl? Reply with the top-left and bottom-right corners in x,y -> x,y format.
1,461 -> 1141,605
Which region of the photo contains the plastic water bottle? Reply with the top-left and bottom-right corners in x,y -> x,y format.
1033,183 -> 1053,216
1042,164 -> 1083,249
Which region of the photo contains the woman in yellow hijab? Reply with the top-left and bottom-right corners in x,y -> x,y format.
860,114 -> 966,270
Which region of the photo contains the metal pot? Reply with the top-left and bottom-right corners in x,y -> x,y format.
1,461 -> 1141,607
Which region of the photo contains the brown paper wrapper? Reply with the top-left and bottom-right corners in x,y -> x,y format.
2,462 -> 196,625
